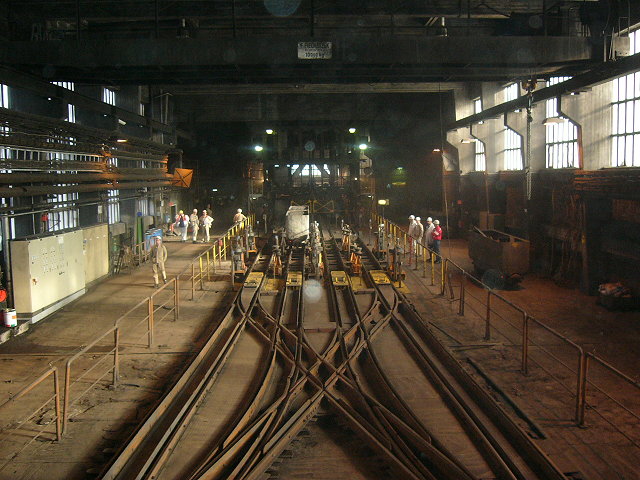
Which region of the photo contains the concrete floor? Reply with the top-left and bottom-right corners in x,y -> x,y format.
0,232 -> 237,480
400,237 -> 640,480
0,232 -> 638,479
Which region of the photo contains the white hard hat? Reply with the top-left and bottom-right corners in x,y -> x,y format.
408,215 -> 415,219
416,217 -> 421,221
434,219 -> 440,225
237,208 -> 242,213
426,217 -> 432,222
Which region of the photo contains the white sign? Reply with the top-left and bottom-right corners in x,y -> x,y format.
297,42 -> 332,60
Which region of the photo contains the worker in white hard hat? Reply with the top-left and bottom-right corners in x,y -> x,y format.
408,214 -> 417,238
412,217 -> 425,268
432,219 -> 442,262
424,217 -> 435,252
200,209 -> 213,242
233,208 -> 247,224
174,210 -> 188,242
190,209 -> 200,243
150,236 -> 168,288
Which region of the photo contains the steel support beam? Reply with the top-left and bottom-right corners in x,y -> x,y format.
449,52 -> 640,130
0,36 -> 595,84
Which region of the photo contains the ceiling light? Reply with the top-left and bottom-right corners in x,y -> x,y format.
358,143 -> 368,150
266,129 -> 274,134
348,128 -> 357,134
118,119 -> 127,125
432,148 -> 441,152
254,145 -> 263,152
116,138 -> 128,143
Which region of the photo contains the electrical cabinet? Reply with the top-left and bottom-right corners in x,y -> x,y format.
82,224 -> 109,285
11,231 -> 85,318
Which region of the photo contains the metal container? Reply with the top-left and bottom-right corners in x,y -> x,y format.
468,229 -> 530,278
285,205 -> 310,243
3,308 -> 17,328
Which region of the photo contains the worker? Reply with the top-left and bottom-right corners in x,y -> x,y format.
175,210 -> 188,242
408,215 -> 416,238
190,209 -> 200,243
200,209 -> 213,242
424,217 -> 435,253
233,208 -> 247,224
432,219 -> 442,262
150,236 -> 168,288
414,217 -> 424,242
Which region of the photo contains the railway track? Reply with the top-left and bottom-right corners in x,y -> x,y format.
100,226 -> 568,480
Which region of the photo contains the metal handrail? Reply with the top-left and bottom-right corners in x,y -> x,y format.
0,367 -> 62,472
63,326 -> 120,433
373,213 -> 631,426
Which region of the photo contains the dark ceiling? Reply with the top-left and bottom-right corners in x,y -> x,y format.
1,0 -> 638,139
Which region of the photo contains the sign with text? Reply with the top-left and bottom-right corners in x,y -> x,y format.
297,42 -> 332,60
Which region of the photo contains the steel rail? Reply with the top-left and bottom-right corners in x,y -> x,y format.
334,232 -> 480,480
357,235 -> 567,480
100,244 -> 269,480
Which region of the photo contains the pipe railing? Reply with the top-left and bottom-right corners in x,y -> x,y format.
1,217 -> 255,445
63,326 -> 120,433
176,215 -> 255,301
373,213 -> 636,427
0,367 -> 62,473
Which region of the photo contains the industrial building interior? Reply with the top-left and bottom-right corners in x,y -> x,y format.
0,1 -> 640,479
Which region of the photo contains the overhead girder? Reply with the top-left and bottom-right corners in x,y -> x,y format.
0,36 -> 595,84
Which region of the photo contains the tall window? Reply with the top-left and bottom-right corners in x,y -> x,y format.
502,84 -> 523,170
611,30 -> 640,167
474,139 -> 486,172
504,128 -> 523,170
103,87 -> 116,106
52,81 -> 75,123
472,98 -> 486,171
107,190 -> 120,224
47,187 -> 79,232
504,83 -> 519,102
0,84 -> 8,109
545,76 -> 579,168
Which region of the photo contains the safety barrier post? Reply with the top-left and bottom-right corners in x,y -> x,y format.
458,273 -> 465,316
430,253 -> 435,286
174,277 -> 179,321
521,313 -> 529,374
484,290 -> 492,340
191,263 -> 195,300
147,297 -> 154,348
223,236 -> 227,260
113,327 -> 120,388
403,232 -> 407,259
440,259 -> 446,295
206,251 -> 211,281
422,247 -> 427,278
199,256 -> 204,290
53,368 -> 62,441
576,353 -> 589,426
63,363 -> 71,433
